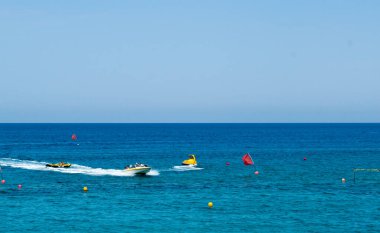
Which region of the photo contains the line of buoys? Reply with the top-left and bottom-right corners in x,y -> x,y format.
0,180 -> 22,189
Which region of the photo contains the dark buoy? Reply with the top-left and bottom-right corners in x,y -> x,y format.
303,157 -> 307,161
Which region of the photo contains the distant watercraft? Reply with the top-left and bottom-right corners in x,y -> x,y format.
182,154 -> 197,166
172,154 -> 199,170
124,163 -> 151,175
46,162 -> 71,168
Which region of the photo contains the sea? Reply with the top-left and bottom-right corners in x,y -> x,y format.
0,123 -> 379,233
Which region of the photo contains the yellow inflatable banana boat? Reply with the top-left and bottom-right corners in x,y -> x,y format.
46,162 -> 71,168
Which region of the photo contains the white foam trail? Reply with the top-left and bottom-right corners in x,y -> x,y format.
55,164 -> 135,176
0,158 -> 159,177
147,169 -> 160,176
172,165 -> 204,171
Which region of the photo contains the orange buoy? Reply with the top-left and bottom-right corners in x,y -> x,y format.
71,134 -> 77,141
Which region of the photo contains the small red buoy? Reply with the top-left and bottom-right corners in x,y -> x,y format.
71,134 -> 77,141
254,171 -> 259,175
303,157 -> 307,161
226,162 -> 230,166
1,179 -> 5,184
18,184 -> 22,189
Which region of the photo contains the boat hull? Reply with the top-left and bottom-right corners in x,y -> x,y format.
124,167 -> 151,175
46,164 -> 71,168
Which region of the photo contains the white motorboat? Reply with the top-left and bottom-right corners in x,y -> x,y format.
124,163 -> 151,175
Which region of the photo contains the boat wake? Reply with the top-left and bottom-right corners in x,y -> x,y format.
0,158 -> 159,177
172,165 -> 204,171
146,169 -> 160,176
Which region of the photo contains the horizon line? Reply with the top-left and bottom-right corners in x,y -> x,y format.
0,122 -> 379,124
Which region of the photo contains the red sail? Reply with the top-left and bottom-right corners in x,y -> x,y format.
242,153 -> 254,165
71,134 -> 77,141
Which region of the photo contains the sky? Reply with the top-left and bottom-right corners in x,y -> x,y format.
0,0 -> 379,123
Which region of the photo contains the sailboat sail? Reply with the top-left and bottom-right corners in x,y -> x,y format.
242,153 -> 254,165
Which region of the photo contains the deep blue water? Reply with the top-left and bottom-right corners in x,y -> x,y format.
0,124 -> 379,232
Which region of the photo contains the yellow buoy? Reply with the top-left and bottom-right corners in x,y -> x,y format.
208,202 -> 213,208
83,186 -> 88,192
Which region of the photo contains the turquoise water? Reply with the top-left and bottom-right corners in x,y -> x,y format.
0,124 -> 379,232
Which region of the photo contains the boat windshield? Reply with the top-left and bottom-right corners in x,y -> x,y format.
126,163 -> 148,169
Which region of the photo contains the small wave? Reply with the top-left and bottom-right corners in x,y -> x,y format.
0,158 -> 158,177
172,165 -> 204,171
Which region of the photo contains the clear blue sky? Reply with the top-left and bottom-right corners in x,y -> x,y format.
1,1 -> 379,123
